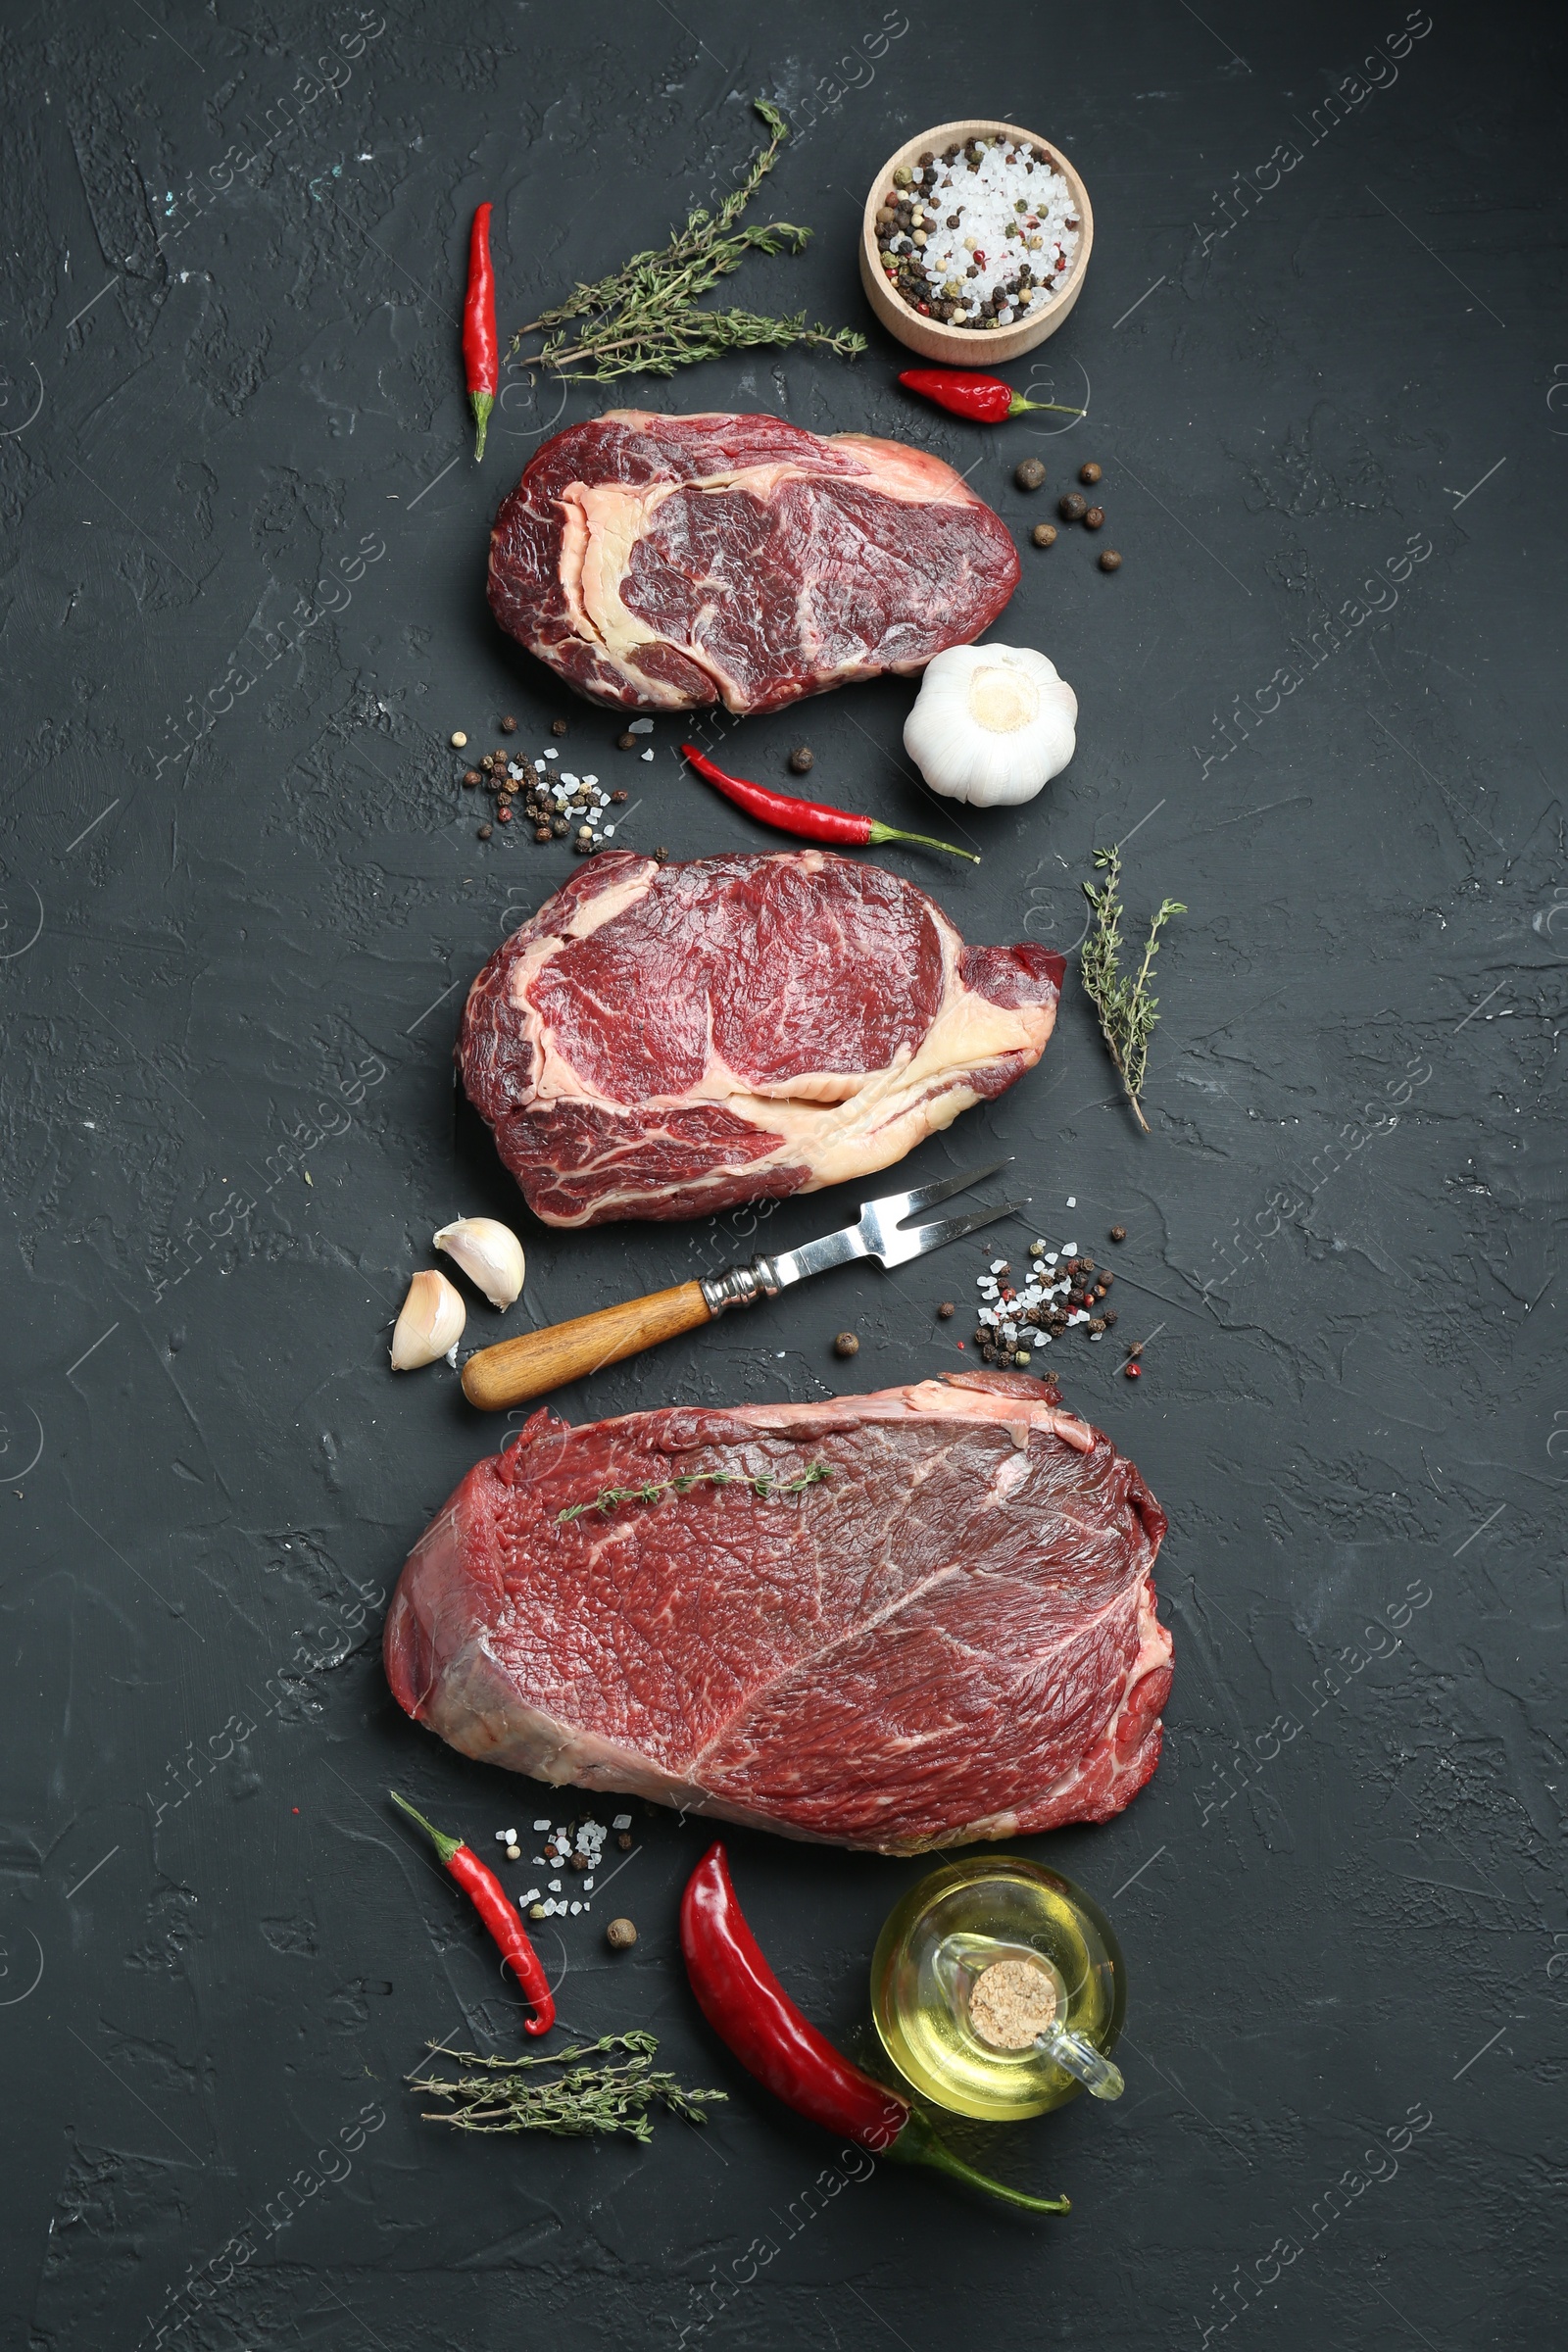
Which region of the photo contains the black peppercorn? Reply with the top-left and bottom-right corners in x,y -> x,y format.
551,718 -> 567,737
617,732 -> 636,750
1084,506 -> 1105,529
500,714 -> 517,733
477,822 -> 492,840
1014,457 -> 1046,492
654,846 -> 668,862
463,768 -> 481,787
1058,492 -> 1088,522
535,826 -> 551,842
937,1300 -> 955,1319
1100,549 -> 1122,572
1079,462 -> 1102,485
788,746 -> 814,774
1109,1225 -> 1127,1243
833,1331 -> 859,1358
551,817 -> 568,837
1032,522 -> 1057,549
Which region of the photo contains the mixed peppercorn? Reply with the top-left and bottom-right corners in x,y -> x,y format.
1017,459 -> 1123,571
873,138 -> 1080,330
969,1238 -> 1118,1368
457,717 -> 637,851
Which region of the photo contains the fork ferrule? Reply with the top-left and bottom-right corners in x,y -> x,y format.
701,1257 -> 784,1316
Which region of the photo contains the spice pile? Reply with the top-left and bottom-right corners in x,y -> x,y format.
507,1811 -> 635,1922
969,1234 -> 1118,1367
455,718 -> 639,849
1020,460 -> 1122,571
874,136 -> 1081,328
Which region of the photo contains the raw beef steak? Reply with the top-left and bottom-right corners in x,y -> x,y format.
460,850 -> 1064,1227
487,410 -> 1020,713
384,1370 -> 1172,1855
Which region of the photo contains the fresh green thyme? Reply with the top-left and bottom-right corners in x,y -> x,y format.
1080,846 -> 1186,1135
416,2030 -> 726,2143
507,101 -> 865,382
558,1460 -> 833,1526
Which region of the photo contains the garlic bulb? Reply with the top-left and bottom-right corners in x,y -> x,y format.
434,1216 -> 526,1309
390,1269 -> 466,1370
904,644 -> 1078,807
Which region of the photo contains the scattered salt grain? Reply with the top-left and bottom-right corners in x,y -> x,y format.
548,1878 -> 562,1891
521,1887 -> 540,1905
533,1819 -> 549,1831
629,718 -> 654,734
570,1901 -> 582,1916
583,1878 -> 595,1891
641,748 -> 655,761
990,1259 -> 1007,1274
612,1813 -> 632,1829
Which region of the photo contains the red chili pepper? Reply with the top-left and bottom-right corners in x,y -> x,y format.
681,745 -> 978,864
390,1791 -> 554,2034
898,367 -> 1085,425
463,204 -> 498,465
680,1843 -> 1069,2215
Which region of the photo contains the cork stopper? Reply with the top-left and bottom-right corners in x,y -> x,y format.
968,1956 -> 1059,2050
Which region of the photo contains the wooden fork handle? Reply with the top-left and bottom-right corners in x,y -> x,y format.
460,1281 -> 713,1411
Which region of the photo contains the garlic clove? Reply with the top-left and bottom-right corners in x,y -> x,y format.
433,1216 -> 526,1310
390,1269 -> 466,1370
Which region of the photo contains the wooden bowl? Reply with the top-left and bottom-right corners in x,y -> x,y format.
859,120 -> 1093,365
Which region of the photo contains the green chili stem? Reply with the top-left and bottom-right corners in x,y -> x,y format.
1007,394 -> 1088,417
866,820 -> 979,863
887,2107 -> 1071,2215
389,1789 -> 463,1866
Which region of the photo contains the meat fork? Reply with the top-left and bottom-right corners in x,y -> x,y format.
461,1161 -> 1028,1410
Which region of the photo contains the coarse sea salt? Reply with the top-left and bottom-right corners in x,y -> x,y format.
883,137 -> 1080,327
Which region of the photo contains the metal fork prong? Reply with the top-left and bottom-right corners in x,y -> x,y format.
865,1159 -> 1013,1228
880,1196 -> 1030,1265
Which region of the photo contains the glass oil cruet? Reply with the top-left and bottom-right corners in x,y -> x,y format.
871,1856 -> 1126,2123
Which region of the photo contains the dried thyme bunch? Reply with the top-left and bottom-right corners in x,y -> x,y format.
416,2030 -> 726,2143
507,101 -> 865,382
1080,847 -> 1185,1134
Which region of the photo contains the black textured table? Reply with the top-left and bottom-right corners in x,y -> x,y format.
5,5 -> 1561,2346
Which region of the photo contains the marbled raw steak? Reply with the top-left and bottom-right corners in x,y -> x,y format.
383,1371 -> 1172,1855
458,850 -> 1065,1228
487,410 -> 1020,713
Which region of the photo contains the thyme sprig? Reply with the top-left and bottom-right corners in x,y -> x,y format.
508,101 -> 865,382
558,1460 -> 833,1526
1080,846 -> 1186,1135
416,2030 -> 726,2142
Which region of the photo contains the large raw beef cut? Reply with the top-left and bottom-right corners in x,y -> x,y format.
384,1369 -> 1172,1855
487,410 -> 1020,713
460,850 -> 1064,1228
